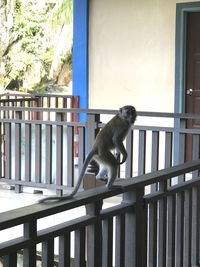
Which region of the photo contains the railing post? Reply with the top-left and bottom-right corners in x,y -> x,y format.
86,200 -> 103,267
122,187 -> 146,267
86,113 -> 100,175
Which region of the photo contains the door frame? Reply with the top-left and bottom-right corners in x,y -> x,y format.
174,2 -> 200,164
175,2 -> 200,113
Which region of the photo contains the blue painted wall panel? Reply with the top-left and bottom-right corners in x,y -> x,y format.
72,0 -> 89,110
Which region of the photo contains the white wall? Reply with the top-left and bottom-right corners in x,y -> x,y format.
88,0 -> 199,112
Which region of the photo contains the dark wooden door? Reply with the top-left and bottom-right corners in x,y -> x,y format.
185,12 -> 200,160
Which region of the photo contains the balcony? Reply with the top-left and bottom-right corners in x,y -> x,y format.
0,94 -> 200,266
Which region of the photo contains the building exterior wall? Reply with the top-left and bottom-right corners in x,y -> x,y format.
88,0 -> 200,111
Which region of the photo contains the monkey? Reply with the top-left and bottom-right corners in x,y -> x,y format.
39,105 -> 137,203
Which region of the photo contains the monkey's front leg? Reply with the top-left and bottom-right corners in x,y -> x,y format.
105,154 -> 121,189
113,139 -> 127,165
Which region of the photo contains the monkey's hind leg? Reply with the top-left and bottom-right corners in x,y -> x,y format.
98,152 -> 120,189
96,165 -> 108,182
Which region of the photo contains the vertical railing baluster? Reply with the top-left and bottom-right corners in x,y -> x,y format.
87,113 -> 100,153
102,217 -> 113,267
151,131 -> 159,171
115,214 -> 125,267
15,111 -> 22,192
35,123 -> 42,183
191,186 -> 198,266
59,233 -> 71,267
56,113 -> 64,196
42,239 -> 54,267
125,129 -> 133,178
42,241 -> 54,267
166,194 -> 176,267
63,96 -> 68,109
151,131 -> 159,192
183,189 -> 191,266
67,125 -> 74,187
78,127 -> 85,179
2,252 -> 17,267
148,201 -> 158,266
23,220 -> 37,267
158,177 -> 168,267
45,124 -> 52,185
157,197 -> 167,266
86,113 -> 100,176
165,132 -> 172,168
74,228 -> 86,267
55,97 -> 59,108
192,134 -> 200,178
25,123 -> 32,182
138,130 -> 146,175
175,192 -> 184,267
178,133 -> 185,182
40,97 -> 44,120
47,96 -> 51,120
4,122 -> 11,179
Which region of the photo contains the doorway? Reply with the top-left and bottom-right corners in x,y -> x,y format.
175,2 -> 200,162
185,12 -> 200,160
186,12 -> 200,121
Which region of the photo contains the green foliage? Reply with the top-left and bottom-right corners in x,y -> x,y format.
13,0 -> 50,55
4,0 -> 73,93
50,0 -> 72,31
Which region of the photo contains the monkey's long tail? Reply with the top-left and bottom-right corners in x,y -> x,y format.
38,151 -> 95,204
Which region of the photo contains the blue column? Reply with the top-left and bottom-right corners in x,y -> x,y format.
72,0 -> 89,110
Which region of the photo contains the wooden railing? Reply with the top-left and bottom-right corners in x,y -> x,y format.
0,93 -> 79,120
0,106 -> 200,266
0,107 -> 200,194
0,93 -> 77,109
0,159 -> 200,266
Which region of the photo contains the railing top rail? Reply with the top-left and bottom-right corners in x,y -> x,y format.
0,93 -> 74,98
33,93 -> 74,98
0,97 -> 39,103
0,117 -> 200,134
0,105 -> 199,119
0,159 -> 200,230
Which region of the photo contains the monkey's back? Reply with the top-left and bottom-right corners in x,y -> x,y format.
93,114 -> 130,153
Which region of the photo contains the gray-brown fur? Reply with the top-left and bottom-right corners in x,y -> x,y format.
39,105 -> 137,203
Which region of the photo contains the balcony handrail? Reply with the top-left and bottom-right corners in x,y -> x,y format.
0,159 -> 200,266
0,103 -> 200,265
0,103 -> 200,119
1,105 -> 200,119
0,159 -> 199,231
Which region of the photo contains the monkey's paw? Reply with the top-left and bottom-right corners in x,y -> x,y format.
96,177 -> 108,183
96,174 -> 108,182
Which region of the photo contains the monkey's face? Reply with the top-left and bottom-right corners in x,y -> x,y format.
119,105 -> 137,124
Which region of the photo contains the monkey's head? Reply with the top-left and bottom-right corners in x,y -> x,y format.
119,105 -> 137,124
